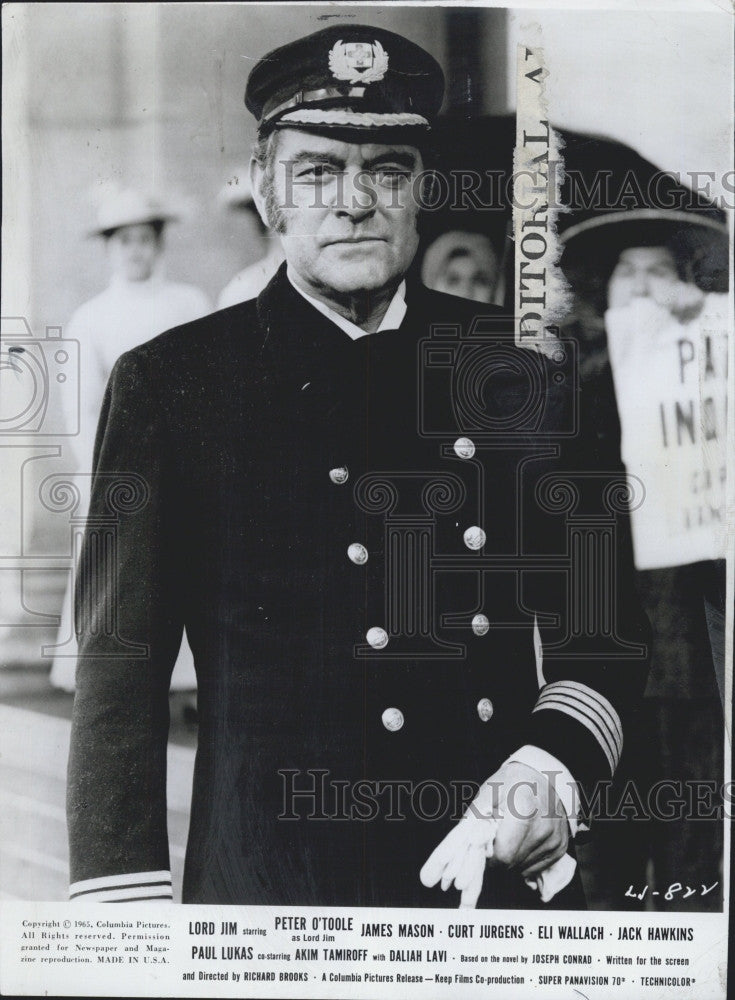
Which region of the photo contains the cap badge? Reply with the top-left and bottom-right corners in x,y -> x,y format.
328,39 -> 389,85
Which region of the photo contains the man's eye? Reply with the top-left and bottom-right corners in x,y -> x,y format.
294,165 -> 339,182
373,169 -> 412,185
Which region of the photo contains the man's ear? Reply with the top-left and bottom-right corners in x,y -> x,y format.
249,157 -> 269,229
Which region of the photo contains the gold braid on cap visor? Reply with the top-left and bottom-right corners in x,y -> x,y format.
277,108 -> 429,128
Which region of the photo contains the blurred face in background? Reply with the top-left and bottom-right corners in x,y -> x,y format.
607,246 -> 679,309
421,231 -> 498,304
434,249 -> 496,303
107,223 -> 162,282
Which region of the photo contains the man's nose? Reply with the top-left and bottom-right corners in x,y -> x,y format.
333,168 -> 377,220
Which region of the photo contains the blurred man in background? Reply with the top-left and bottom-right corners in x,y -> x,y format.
216,171 -> 285,308
50,188 -> 210,694
69,188 -> 211,448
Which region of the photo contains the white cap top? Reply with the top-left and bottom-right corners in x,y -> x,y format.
90,188 -> 179,236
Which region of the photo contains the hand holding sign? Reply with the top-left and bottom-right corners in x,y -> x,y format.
605,291 -> 728,570
650,277 -> 705,319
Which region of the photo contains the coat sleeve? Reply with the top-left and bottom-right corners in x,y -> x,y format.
515,349 -> 651,815
67,347 -> 184,902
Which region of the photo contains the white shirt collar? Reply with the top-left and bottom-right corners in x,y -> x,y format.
287,266 -> 407,340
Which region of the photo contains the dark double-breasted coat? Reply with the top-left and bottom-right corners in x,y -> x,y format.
67,266 -> 649,907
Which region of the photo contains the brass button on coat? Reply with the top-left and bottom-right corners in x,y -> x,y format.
453,437 -> 476,459
477,698 -> 494,722
366,626 -> 389,649
329,466 -> 349,484
463,526 -> 486,550
382,707 -> 404,732
347,543 -> 368,565
472,613 -> 490,636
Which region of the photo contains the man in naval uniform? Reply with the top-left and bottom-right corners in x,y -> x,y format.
67,25 -> 649,907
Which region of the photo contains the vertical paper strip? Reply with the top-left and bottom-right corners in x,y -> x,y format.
514,45 -> 571,353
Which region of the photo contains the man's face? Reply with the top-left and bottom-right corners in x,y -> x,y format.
251,129 -> 423,299
107,223 -> 161,282
607,246 -> 679,309
434,252 -> 497,304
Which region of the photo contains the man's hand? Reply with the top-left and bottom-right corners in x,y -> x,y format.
420,762 -> 569,908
